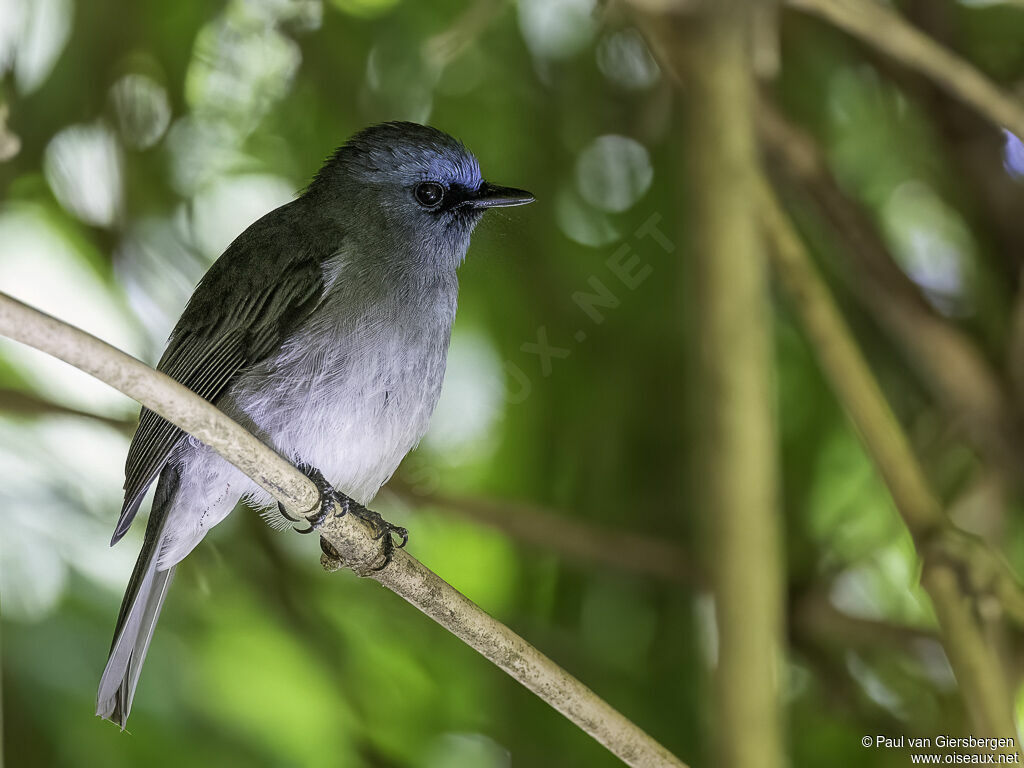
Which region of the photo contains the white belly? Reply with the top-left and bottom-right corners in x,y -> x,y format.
231,290 -> 452,498
240,322 -> 448,503
157,290 -> 453,568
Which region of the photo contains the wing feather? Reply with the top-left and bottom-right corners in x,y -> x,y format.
111,231 -> 327,544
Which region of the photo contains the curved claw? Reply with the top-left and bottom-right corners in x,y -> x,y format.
294,523 -> 316,535
370,536 -> 395,571
293,463 -> 342,530
366,524 -> 408,570
371,525 -> 408,547
278,501 -> 301,523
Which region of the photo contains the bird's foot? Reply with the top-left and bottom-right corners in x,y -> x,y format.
277,464 -> 338,530
345,502 -> 409,570
283,464 -> 408,570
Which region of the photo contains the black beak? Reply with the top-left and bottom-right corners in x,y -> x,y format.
472,182 -> 535,209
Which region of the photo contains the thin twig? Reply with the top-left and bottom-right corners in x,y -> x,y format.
0,291 -> 687,768
388,480 -> 698,586
0,387 -> 136,433
792,589 -> 940,656
787,0 -> 1024,140
422,0 -> 508,70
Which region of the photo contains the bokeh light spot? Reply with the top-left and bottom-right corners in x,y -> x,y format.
110,73 -> 172,150
44,122 -> 123,227
518,0 -> 598,60
575,134 -> 653,213
596,28 -> 660,90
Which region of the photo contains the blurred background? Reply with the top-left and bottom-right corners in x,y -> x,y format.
2,0 -> 1024,765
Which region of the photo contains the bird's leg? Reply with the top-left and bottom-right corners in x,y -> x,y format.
291,464 -> 408,570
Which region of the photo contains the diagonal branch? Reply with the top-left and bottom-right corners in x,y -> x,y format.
760,184 -> 1022,748
0,291 -> 687,768
786,0 -> 1024,140
758,100 -> 1024,481
0,386 -> 136,433
388,479 -> 698,586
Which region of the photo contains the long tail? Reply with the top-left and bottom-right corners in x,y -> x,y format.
97,471 -> 176,728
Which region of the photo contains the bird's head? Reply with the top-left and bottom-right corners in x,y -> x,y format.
308,122 -> 533,270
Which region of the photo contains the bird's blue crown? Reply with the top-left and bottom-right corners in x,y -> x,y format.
313,121 -> 483,192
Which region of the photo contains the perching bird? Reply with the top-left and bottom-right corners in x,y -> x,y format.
97,122 -> 533,727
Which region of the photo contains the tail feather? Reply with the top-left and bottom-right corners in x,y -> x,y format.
96,562 -> 175,727
97,468 -> 177,728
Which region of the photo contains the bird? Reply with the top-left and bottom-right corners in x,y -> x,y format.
96,121 -> 534,728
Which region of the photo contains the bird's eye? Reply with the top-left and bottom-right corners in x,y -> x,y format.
414,182 -> 445,208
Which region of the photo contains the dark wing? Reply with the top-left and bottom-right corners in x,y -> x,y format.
111,212 -> 329,544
